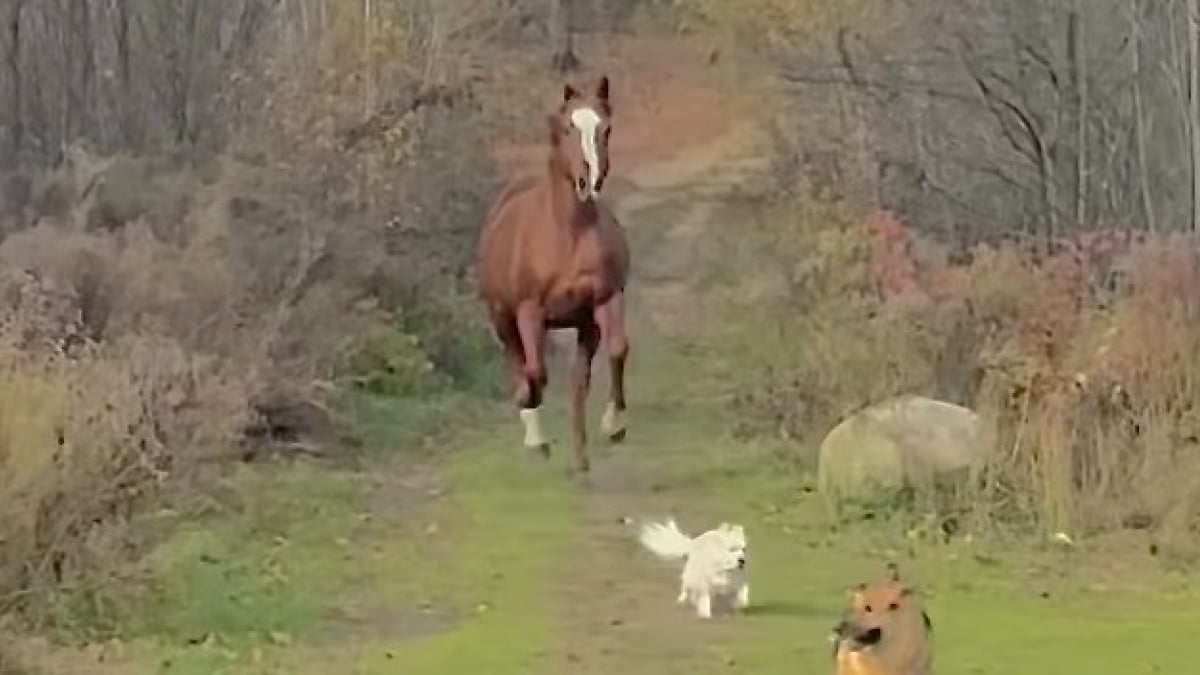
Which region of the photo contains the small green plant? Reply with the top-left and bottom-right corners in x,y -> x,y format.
334,326 -> 447,397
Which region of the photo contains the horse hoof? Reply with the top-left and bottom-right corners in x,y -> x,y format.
527,443 -> 551,459
608,428 -> 627,444
566,464 -> 592,487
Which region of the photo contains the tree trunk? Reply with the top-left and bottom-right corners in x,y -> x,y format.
4,0 -> 22,166
113,0 -> 136,147
549,0 -> 580,73
1070,4 -> 1088,228
1130,5 -> 1157,232
1191,0 -> 1200,231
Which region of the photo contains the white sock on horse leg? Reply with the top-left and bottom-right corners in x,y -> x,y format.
600,401 -> 624,436
519,407 -> 548,447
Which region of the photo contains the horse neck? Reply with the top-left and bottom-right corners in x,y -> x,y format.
545,156 -> 599,234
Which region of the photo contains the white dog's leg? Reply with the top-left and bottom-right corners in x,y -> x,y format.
676,582 -> 689,605
695,592 -> 712,619
735,583 -> 750,609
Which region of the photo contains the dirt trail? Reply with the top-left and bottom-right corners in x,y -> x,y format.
546,108 -> 768,673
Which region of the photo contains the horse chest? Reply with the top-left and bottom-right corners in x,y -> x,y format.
544,274 -> 613,319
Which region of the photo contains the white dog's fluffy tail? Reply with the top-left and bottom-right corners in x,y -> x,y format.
638,518 -> 693,561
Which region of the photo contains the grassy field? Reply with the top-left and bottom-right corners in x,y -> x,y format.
94,118 -> 1200,675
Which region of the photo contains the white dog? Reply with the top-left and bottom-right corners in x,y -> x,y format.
637,517 -> 749,619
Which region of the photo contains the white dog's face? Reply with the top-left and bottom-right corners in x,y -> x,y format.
716,523 -> 747,571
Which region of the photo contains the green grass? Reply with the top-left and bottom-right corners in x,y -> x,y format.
65,148 -> 1200,675
91,331 -> 1200,675
121,463 -> 367,674
108,392 -> 576,675
694,452 -> 1200,673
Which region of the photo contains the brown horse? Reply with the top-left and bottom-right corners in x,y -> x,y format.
475,75 -> 631,474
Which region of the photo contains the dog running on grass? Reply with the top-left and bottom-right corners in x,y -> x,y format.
831,563 -> 933,675
637,517 -> 748,619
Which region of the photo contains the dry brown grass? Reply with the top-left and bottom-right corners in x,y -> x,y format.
0,0 -> 543,635
712,161 -> 1200,553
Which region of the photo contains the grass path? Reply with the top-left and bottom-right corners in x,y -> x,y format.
103,100 -> 1200,675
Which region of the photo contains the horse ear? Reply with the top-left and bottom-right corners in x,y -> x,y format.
595,75 -> 610,102
563,83 -> 580,103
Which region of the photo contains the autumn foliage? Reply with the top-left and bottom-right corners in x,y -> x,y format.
719,181 -> 1200,549
0,0 -> 532,629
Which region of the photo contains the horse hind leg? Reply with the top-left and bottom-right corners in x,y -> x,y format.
595,294 -> 629,443
514,302 -> 550,456
495,310 -> 549,458
570,321 -> 600,474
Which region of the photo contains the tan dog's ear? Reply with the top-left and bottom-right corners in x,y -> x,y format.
847,582 -> 867,604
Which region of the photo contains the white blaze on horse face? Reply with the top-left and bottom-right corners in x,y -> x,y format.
569,106 -> 603,198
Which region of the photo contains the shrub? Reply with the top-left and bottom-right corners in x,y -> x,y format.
0,0 -> 524,635
714,175 -> 1200,549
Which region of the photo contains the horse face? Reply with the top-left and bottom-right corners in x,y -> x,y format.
559,76 -> 612,201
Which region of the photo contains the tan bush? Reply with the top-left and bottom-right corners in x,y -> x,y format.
0,0 -> 523,633
0,335 -> 248,618
717,183 -> 1200,547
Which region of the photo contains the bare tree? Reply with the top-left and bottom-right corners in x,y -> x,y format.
549,0 -> 580,73
3,0 -> 23,166
780,0 -> 1200,242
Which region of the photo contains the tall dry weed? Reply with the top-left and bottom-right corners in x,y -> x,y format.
0,0 -> 521,634
718,181 -> 1200,548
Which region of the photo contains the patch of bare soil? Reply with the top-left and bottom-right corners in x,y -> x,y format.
492,35 -> 737,179
552,459 -> 732,675
0,634 -> 146,675
545,56 -> 769,673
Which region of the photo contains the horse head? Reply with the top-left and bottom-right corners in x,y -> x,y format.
547,75 -> 612,202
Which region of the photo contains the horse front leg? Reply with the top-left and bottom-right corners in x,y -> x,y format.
493,311 -> 548,459
515,302 -> 550,456
595,292 -> 629,443
571,321 -> 600,473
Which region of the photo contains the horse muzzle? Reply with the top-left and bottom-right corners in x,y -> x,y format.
574,177 -> 595,201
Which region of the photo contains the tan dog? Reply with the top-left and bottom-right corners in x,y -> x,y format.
831,564 -> 933,675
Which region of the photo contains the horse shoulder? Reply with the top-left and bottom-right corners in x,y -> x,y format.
482,174 -> 542,233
